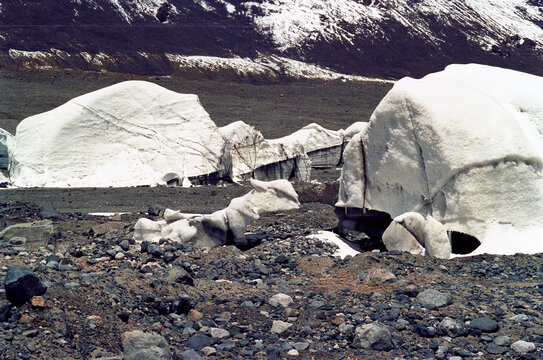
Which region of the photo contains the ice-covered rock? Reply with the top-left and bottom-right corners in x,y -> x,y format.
134,179 -> 300,247
0,128 -> 13,170
9,81 -> 230,187
219,121 -> 310,181
338,64 -> 543,256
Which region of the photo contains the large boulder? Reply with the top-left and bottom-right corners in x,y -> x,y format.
4,265 -> 47,306
0,220 -> 55,249
338,64 -> 543,255
9,81 -> 230,187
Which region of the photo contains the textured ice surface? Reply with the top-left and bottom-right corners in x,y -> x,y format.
338,64 -> 543,255
0,128 -> 12,170
9,81 -> 229,187
133,179 -> 300,247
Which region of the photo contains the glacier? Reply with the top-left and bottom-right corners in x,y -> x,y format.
4,80 -> 359,188
338,64 -> 543,256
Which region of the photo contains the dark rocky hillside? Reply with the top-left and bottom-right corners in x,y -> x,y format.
0,0 -> 541,79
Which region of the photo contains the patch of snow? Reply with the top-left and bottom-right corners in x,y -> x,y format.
249,0 -> 383,51
307,231 -> 361,259
338,63 -> 543,256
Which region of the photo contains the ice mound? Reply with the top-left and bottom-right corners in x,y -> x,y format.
219,121 -> 310,181
9,81 -> 230,187
338,64 -> 543,255
134,179 -> 300,248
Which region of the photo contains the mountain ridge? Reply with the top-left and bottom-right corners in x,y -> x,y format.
0,0 -> 541,80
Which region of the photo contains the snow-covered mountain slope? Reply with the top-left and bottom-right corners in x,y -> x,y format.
0,0 -> 541,79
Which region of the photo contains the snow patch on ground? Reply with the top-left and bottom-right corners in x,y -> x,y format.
306,231 -> 361,259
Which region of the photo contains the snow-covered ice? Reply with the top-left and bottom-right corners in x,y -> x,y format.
134,179 -> 300,247
9,80 -> 229,187
219,121 -> 311,181
338,64 -> 543,256
0,128 -> 12,170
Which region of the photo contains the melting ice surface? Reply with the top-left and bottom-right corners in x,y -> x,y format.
338,63 -> 543,256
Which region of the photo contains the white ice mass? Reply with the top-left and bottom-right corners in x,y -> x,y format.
4,80 -> 364,187
9,81 -> 229,187
338,64 -> 543,256
134,179 -> 300,248
0,128 -> 12,170
219,121 -> 310,182
6,81 -> 344,187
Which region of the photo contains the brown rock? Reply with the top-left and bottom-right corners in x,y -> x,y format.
187,309 -> 203,322
332,316 -> 345,326
31,296 -> 46,308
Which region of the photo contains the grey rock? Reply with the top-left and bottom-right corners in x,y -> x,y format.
64,282 -> 81,290
511,340 -> 536,354
209,327 -> 229,339
486,342 -> 507,355
271,320 -> 293,335
164,267 -> 194,286
173,349 -> 203,360
394,319 -> 410,331
4,265 -> 47,306
268,293 -> 293,308
353,322 -> 395,351
416,289 -> 452,309
469,317 -> 499,333
509,314 -> 530,322
121,330 -> 172,360
494,335 -> 513,346
437,317 -> 467,337
0,220 -> 55,249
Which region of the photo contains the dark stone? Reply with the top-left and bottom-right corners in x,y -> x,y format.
119,239 -> 130,251
275,254 -> 289,264
413,323 -> 435,338
118,311 -> 130,323
147,244 -> 163,258
4,265 -> 47,306
156,2 -> 171,23
486,343 -> 507,355
469,317 -> 499,333
173,349 -> 204,360
175,295 -> 194,314
185,335 -> 215,351
148,204 -> 166,216
0,304 -> 12,322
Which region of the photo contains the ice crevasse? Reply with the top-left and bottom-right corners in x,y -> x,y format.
337,63 -> 543,255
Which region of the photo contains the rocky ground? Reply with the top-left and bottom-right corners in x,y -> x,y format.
2,181 -> 543,360
1,70 -> 543,359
